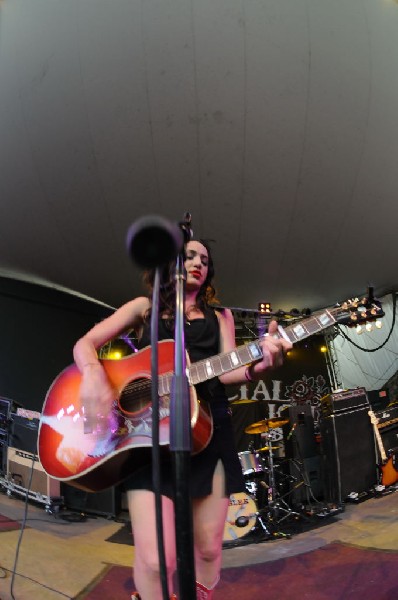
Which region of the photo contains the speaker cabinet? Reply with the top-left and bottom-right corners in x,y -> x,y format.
7,447 -> 60,497
282,404 -> 317,460
320,407 -> 377,504
0,438 -> 7,475
280,405 -> 323,505
379,424 -> 398,456
60,482 -> 122,519
10,414 -> 39,454
375,406 -> 398,456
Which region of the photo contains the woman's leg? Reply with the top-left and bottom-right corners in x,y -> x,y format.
128,489 -> 177,599
192,461 -> 229,594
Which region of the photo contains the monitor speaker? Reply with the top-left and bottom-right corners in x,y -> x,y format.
60,482 -> 122,519
320,406 -> 377,504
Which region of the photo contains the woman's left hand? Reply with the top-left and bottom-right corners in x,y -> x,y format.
252,319 -> 292,376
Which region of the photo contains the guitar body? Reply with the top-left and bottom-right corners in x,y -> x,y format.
38,340 -> 213,492
379,454 -> 398,487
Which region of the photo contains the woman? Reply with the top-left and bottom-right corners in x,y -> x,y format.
73,239 -> 292,599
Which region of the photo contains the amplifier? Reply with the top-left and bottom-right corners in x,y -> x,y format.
0,397 -> 11,435
7,447 -> 60,498
9,414 -> 39,454
375,405 -> 398,454
320,388 -> 369,417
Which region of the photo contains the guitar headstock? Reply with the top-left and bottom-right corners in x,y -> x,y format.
368,409 -> 378,426
333,296 -> 384,327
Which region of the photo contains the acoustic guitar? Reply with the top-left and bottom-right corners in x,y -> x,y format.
38,298 -> 383,492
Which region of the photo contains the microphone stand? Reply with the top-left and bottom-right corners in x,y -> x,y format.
126,212 -> 195,599
169,238 -> 196,599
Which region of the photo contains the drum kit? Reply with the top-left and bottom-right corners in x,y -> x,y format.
224,417 -> 303,544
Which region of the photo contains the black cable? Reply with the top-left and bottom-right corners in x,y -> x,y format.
336,292 -> 396,353
150,268 -> 170,600
9,450 -> 36,600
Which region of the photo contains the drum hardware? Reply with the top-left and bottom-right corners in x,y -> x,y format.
244,418 -> 289,434
256,431 -> 301,535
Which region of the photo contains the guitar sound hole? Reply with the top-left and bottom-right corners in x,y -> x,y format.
119,377 -> 152,415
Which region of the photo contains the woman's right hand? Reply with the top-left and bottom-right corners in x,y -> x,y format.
79,363 -> 116,434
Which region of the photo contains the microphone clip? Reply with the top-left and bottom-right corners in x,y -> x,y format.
179,212 -> 193,243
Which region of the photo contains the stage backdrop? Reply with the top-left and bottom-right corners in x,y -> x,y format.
228,337 -> 331,453
0,277 -> 113,413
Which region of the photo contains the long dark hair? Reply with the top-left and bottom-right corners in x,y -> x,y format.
143,239 -> 218,321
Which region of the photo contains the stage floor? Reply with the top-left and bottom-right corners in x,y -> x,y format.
0,485 -> 397,599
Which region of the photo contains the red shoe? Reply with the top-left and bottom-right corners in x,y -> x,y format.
196,578 -> 219,599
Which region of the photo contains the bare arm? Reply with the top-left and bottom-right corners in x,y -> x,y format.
217,309 -> 292,386
73,296 -> 150,427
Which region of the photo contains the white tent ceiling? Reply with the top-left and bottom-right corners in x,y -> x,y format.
1,0 -> 398,318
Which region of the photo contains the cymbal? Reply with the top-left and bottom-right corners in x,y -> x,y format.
255,445 -> 281,452
245,418 -> 289,434
230,398 -> 258,405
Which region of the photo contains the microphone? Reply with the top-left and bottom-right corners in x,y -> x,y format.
126,215 -> 184,269
287,422 -> 297,440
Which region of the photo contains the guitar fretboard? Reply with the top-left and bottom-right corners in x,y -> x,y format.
159,307 -> 340,395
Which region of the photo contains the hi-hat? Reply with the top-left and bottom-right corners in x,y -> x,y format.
255,445 -> 281,452
245,418 -> 289,434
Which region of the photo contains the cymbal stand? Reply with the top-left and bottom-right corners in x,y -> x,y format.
261,431 -> 301,534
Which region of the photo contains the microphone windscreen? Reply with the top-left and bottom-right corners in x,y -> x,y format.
126,215 -> 184,269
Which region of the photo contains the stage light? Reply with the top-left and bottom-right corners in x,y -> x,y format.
375,319 -> 383,329
365,322 -> 373,332
356,324 -> 363,334
258,302 -> 272,314
320,346 -> 327,353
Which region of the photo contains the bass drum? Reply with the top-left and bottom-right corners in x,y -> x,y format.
223,492 -> 257,543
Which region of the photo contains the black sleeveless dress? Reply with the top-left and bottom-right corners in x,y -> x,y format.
123,308 -> 246,499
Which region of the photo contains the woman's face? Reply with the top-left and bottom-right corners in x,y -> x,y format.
184,240 -> 209,291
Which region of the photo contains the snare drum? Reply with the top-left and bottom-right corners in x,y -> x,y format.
238,451 -> 263,478
223,492 -> 257,542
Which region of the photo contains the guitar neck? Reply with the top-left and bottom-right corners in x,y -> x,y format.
368,410 -> 387,462
159,307 -> 339,394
